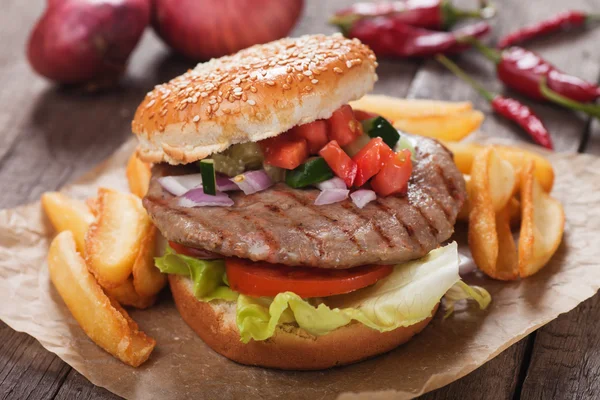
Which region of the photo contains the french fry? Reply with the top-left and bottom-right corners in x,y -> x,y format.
126,152 -> 152,198
41,192 -> 94,254
85,188 -> 151,289
105,278 -> 156,309
457,175 -> 472,222
86,198 -> 99,216
468,148 -> 519,280
444,142 -> 555,192
48,231 -> 155,367
518,161 -> 565,278
132,225 -> 167,298
508,197 -> 521,227
393,110 -> 484,141
349,94 -> 473,120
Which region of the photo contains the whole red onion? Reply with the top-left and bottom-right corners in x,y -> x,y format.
152,0 -> 304,60
27,0 -> 151,85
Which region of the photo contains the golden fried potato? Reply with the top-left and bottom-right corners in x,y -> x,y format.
126,152 -> 152,198
41,192 -> 94,254
393,110 -> 484,142
132,225 -> 167,298
48,231 -> 155,367
85,188 -> 151,289
518,161 -> 565,278
105,278 -> 156,309
349,94 -> 473,120
445,142 -> 554,192
494,205 -> 519,280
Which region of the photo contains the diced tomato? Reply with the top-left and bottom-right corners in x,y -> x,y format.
319,140 -> 357,187
352,137 -> 395,187
371,149 -> 413,197
291,120 -> 329,154
259,133 -> 309,170
327,105 -> 362,146
353,109 -> 380,121
226,258 -> 394,298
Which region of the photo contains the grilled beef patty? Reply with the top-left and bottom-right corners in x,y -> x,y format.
144,135 -> 466,268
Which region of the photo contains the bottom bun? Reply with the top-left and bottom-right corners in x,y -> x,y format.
170,274 -> 437,370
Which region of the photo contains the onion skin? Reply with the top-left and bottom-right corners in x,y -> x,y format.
27,0 -> 151,85
152,0 -> 304,60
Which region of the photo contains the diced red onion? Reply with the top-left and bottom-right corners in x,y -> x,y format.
350,189 -> 376,209
316,176 -> 346,190
231,170 -> 273,195
158,174 -> 203,196
314,189 -> 349,205
176,188 -> 234,207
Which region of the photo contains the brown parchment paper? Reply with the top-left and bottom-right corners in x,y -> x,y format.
1,136 -> 600,400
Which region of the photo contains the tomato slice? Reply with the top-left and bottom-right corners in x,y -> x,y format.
260,132 -> 309,170
319,140 -> 357,187
352,137 -> 394,187
291,120 -> 329,154
226,258 -> 394,298
353,109 -> 380,121
327,105 -> 362,146
371,149 -> 413,197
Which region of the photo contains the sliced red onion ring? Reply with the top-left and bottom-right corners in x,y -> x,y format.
350,189 -> 376,209
316,176 -> 346,190
177,188 -> 234,207
314,189 -> 349,205
216,175 -> 239,192
158,174 -> 203,196
231,170 -> 273,195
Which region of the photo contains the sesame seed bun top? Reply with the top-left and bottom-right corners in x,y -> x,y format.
132,34 -> 378,165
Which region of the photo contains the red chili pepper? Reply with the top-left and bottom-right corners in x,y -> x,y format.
498,10 -> 600,49
466,38 -> 600,109
436,54 -> 554,149
348,19 -> 490,58
330,0 -> 495,31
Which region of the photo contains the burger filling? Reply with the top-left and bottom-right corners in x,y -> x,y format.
157,105 -> 417,208
156,241 -> 490,343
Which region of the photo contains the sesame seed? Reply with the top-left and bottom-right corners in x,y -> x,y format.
145,99 -> 155,108
311,79 -> 319,84
209,99 -> 216,105
242,93 -> 247,101
297,74 -> 304,81
266,81 -> 275,86
304,86 -> 313,92
334,67 -> 343,74
193,115 -> 200,122
282,84 -> 291,90
346,61 -> 353,68
247,99 -> 256,105
303,70 -> 313,76
250,86 -> 257,93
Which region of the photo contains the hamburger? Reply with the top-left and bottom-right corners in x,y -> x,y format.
132,34 -> 489,370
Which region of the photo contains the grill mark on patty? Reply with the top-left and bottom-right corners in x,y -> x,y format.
264,202 -> 324,257
409,196 -> 440,238
434,162 -> 462,202
278,189 -> 364,252
375,198 -> 427,251
340,202 -> 394,251
241,214 -> 279,257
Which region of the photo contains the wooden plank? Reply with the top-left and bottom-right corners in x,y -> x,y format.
54,370 -> 121,400
407,0 -> 600,153
421,338 -> 532,400
0,322 -> 70,400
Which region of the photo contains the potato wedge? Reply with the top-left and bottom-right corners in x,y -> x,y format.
48,231 -> 155,367
132,225 -> 167,297
518,161 -> 565,278
350,94 -> 473,120
444,142 -> 554,192
457,174 -> 472,222
105,278 -> 156,309
86,198 -> 99,216
85,188 -> 151,289
126,152 -> 152,198
393,110 -> 484,141
468,149 -> 499,278
42,192 -> 94,254
495,205 -> 519,280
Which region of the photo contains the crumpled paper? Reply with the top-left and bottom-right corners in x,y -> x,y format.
1,137 -> 600,400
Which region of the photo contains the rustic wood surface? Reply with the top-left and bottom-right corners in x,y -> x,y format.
1,0 -> 599,399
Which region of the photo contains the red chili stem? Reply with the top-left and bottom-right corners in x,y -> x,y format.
540,78 -> 600,119
460,36 -> 501,63
436,54 -> 554,149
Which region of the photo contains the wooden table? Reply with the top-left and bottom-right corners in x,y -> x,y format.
2,0 -> 599,399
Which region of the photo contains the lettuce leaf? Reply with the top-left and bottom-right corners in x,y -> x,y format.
158,242 -> 491,343
155,246 -> 238,301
